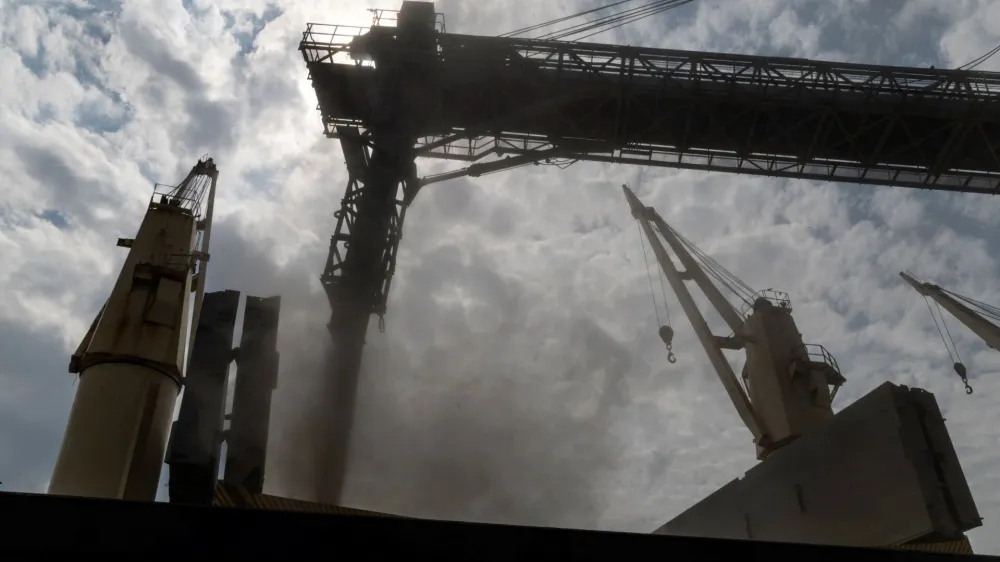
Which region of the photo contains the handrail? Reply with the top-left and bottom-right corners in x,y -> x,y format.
793,343 -> 842,377
150,183 -> 202,218
741,289 -> 792,316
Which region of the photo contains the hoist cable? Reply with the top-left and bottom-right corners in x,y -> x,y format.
936,301 -> 963,363
667,225 -> 756,305
696,249 -> 755,302
671,226 -> 753,295
912,284 -> 974,394
958,42 -> 1000,70
541,0 -> 691,42
943,288 -> 1000,322
636,219 -> 662,327
924,295 -> 957,363
657,223 -> 747,303
926,297 -> 974,395
536,0 -> 682,41
501,0 -> 637,38
656,260 -> 671,325
699,251 -> 755,300
536,0 -> 670,39
955,292 -> 1000,314
652,222 -> 755,315
693,251 -> 744,298
573,0 -> 694,42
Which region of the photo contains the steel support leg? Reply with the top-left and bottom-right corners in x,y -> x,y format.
224,295 -> 281,494
317,132 -> 415,504
166,289 -> 241,505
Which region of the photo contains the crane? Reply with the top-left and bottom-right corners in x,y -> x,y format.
901,271 -> 1000,352
900,271 -> 1000,394
622,185 -> 844,459
49,158 -> 218,501
624,187 -> 982,548
298,0 -> 1000,502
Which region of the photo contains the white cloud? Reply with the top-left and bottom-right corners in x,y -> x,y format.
1,0 -> 998,554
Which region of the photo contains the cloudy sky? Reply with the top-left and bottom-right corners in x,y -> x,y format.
2,0 -> 999,553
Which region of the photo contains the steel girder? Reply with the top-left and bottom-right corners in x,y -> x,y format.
321,128 -> 409,319
302,24 -> 1000,194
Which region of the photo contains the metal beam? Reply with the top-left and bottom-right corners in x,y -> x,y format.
418,147 -> 567,187
303,23 -> 1000,194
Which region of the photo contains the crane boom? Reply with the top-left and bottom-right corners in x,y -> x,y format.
623,185 -> 766,446
900,271 -> 1000,351
646,212 -> 744,334
624,185 -> 844,459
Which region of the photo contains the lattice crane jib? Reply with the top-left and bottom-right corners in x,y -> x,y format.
623,185 -> 845,460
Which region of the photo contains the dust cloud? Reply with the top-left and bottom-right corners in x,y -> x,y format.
207,208 -> 638,530
265,292 -> 633,530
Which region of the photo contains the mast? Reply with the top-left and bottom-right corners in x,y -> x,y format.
50,158 -> 217,500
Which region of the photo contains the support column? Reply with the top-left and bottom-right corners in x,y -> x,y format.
318,134 -> 415,504
315,2 -> 436,505
49,185 -> 204,500
224,295 -> 281,494
166,289 -> 240,505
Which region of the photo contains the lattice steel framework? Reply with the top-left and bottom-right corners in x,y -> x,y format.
302,23 -> 1000,194
297,1 -> 1000,505
322,128 -> 409,318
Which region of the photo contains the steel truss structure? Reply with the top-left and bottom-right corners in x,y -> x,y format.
297,2 -> 1000,504
302,22 -> 1000,194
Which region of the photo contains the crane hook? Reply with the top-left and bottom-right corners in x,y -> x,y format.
659,325 -> 677,363
659,325 -> 674,346
953,362 -> 973,395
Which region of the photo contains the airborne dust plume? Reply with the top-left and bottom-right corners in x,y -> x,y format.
265,256 -> 636,529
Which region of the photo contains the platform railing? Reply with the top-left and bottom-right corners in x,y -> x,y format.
793,343 -> 842,377
151,183 -> 202,217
